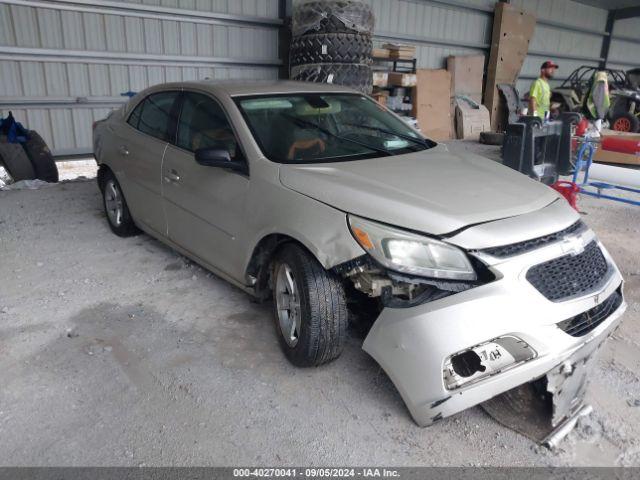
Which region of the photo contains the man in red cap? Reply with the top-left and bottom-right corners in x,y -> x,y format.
528,60 -> 559,120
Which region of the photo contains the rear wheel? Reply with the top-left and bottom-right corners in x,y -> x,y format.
611,112 -> 640,133
272,244 -> 347,367
100,170 -> 139,237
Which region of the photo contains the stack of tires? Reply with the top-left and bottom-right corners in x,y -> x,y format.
290,0 -> 375,94
0,112 -> 58,184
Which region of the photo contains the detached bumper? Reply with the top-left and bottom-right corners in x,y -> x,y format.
362,239 -> 626,427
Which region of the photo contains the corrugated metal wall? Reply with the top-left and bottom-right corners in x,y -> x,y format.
609,17 -> 640,71
364,0 -> 618,97
512,0 -> 609,96
2,0 -> 639,155
0,0 -> 283,155
367,0 -> 494,68
365,0 -> 639,99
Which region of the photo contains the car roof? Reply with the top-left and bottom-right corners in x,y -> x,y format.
158,79 -> 358,97
123,80 -> 361,116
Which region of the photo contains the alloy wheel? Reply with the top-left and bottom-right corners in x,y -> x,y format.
104,179 -> 124,227
275,263 -> 302,347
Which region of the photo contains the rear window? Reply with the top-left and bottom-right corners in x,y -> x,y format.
127,92 -> 178,141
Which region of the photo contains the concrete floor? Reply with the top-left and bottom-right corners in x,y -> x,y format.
1,145 -> 639,466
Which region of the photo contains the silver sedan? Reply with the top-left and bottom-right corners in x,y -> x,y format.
93,80 -> 625,433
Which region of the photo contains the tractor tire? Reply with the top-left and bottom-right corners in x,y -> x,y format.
23,130 -> 58,182
611,112 -> 640,133
291,63 -> 372,94
290,32 -> 372,67
292,0 -> 375,37
479,131 -> 505,146
0,141 -> 35,181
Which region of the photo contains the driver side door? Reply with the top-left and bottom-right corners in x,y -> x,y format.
161,91 -> 250,281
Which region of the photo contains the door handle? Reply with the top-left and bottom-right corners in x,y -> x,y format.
164,169 -> 180,183
118,145 -> 129,156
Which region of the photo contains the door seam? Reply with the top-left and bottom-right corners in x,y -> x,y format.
160,142 -> 170,237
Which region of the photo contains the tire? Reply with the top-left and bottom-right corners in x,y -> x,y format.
291,63 -> 372,94
290,32 -> 372,67
271,243 -> 348,367
611,112 -> 640,133
100,170 -> 140,237
479,131 -> 505,145
0,141 -> 35,181
293,0 -> 375,36
22,130 -> 58,182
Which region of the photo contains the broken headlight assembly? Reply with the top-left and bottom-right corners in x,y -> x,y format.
348,215 -> 477,281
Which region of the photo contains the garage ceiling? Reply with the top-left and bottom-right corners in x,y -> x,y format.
574,0 -> 640,10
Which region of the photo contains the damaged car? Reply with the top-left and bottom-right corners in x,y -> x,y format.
93,81 -> 626,440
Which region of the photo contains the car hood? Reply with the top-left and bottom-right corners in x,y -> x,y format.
278,144 -> 559,235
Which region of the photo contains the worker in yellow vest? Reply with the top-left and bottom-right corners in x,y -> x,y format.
528,60 -> 559,120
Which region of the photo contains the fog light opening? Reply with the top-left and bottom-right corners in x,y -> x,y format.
451,350 -> 486,378
444,335 -> 538,390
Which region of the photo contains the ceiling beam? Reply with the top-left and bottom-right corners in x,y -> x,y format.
599,10 -> 616,68
613,6 -> 640,20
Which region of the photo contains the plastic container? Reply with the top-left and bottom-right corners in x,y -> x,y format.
601,136 -> 640,155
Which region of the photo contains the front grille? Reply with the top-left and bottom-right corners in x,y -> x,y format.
481,220 -> 587,258
526,241 -> 609,301
557,287 -> 623,337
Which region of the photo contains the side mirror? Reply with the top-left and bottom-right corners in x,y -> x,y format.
194,147 -> 245,172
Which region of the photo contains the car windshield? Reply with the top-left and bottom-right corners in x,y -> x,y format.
235,93 -> 434,163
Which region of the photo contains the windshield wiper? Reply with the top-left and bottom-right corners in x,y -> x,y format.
282,114 -> 392,157
342,123 -> 433,148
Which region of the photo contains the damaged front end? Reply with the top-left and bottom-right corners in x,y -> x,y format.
337,212 -> 626,447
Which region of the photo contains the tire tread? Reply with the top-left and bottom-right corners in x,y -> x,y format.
274,244 -> 347,367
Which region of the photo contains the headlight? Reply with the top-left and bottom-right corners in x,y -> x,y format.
348,215 -> 477,281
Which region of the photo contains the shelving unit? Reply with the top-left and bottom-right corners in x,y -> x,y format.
371,56 -> 417,118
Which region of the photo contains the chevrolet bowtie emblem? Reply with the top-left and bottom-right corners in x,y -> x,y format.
561,235 -> 585,256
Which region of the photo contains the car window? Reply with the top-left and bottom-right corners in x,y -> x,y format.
176,92 -> 240,160
127,101 -> 143,129
235,94 -> 432,164
131,91 -> 178,141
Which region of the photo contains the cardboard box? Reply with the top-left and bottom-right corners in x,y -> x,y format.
447,55 -> 485,105
372,72 -> 389,87
372,48 -> 391,59
412,69 -> 452,141
371,91 -> 388,107
454,101 -> 491,140
388,72 -> 417,87
483,3 -> 536,132
382,43 -> 416,59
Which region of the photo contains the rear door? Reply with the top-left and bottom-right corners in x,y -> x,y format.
116,91 -> 180,235
162,91 -> 250,279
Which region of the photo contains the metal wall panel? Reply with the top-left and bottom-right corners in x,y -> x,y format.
367,0 -> 493,69
363,0 -> 615,98
608,18 -> 640,71
0,0 -> 282,155
511,0 -> 609,95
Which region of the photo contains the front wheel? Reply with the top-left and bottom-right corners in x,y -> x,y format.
272,244 -> 348,367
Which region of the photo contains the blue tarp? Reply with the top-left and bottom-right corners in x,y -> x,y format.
0,112 -> 29,144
